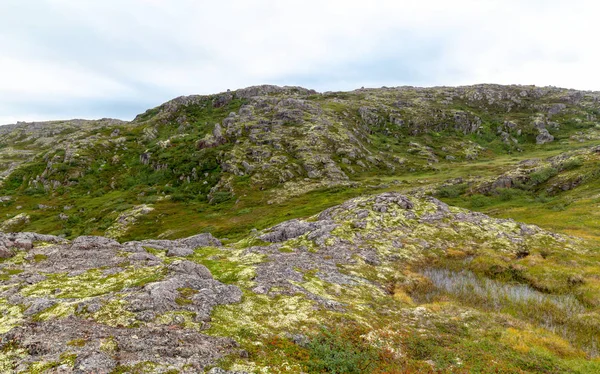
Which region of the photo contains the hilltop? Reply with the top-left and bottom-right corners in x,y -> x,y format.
1,84 -> 600,372
1,84 -> 599,242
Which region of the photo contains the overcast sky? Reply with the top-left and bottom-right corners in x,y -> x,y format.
0,0 -> 597,125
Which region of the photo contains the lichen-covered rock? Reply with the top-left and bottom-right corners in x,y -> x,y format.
0,235 -> 243,372
0,213 -> 30,232
243,192 -> 585,315
0,190 -> 597,371
178,233 -> 222,248
128,260 -> 243,321
3,317 -> 240,373
259,219 -> 338,243
23,298 -> 56,316
536,128 -> 555,144
70,235 -> 120,251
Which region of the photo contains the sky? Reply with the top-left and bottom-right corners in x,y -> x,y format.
0,0 -> 598,125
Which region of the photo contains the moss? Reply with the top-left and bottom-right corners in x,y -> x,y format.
155,311 -> 202,330
188,247 -> 263,287
26,352 -> 77,374
0,298 -> 23,334
175,287 -> 198,306
110,362 -> 161,374
21,265 -> 166,299
2,268 -> 24,276
502,327 -> 585,359
92,298 -> 139,328
208,292 -> 320,340
100,336 -> 118,354
32,254 -> 47,263
67,338 -> 87,347
0,344 -> 27,373
32,302 -> 76,322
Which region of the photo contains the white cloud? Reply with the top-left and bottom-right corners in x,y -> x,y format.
0,0 -> 599,124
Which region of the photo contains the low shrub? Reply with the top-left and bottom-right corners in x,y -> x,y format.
560,157 -> 584,171
470,194 -> 490,208
529,167 -> 558,185
496,188 -> 527,201
436,183 -> 468,198
306,327 -> 377,374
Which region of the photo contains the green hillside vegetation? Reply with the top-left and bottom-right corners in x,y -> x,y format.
1,84 -> 600,372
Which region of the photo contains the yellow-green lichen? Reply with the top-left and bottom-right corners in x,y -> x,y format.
208,293 -> 320,340
32,302 -> 77,322
92,298 -> 138,328
155,311 -> 203,330
0,298 -> 23,334
189,247 -> 263,288
21,265 -> 166,299
26,352 -> 77,374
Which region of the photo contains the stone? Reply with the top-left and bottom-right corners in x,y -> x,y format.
0,245 -> 13,258
70,236 -> 120,251
24,299 -> 56,316
166,246 -> 194,257
177,233 -> 222,248
74,352 -> 116,373
536,129 -> 554,144
13,238 -> 33,250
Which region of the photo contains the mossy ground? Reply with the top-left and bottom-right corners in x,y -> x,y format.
2,85 -> 600,372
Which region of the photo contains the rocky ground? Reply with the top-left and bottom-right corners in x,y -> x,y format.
1,192 -> 598,373
1,84 -> 600,372
2,84 -> 600,240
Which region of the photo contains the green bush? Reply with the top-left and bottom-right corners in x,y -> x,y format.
561,157 -> 583,171
436,183 -> 468,198
210,191 -> 233,204
470,194 -> 490,208
529,167 -> 558,185
306,328 -> 376,374
496,188 -> 527,201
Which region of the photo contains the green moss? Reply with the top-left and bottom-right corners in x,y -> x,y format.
100,336 -> 118,353
31,302 -> 76,322
26,352 -> 77,373
21,265 -> 166,299
208,292 -> 321,341
92,298 -> 139,328
0,298 -> 23,334
67,338 -> 87,347
189,247 -> 263,287
110,362 -> 162,374
32,254 -> 47,263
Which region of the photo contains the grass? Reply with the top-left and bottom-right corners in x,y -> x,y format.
419,268 -> 600,357
3,85 -> 600,372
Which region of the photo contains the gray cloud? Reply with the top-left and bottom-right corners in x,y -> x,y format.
1,0 -> 598,125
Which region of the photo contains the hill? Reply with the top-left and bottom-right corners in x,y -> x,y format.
1,84 -> 600,372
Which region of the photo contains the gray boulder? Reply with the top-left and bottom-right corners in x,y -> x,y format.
259,219 -> 339,243
0,245 -> 13,258
177,233 -> 222,248
74,352 -> 116,374
71,236 -> 120,250
167,246 -> 195,257
24,299 -> 56,316
536,129 -> 554,144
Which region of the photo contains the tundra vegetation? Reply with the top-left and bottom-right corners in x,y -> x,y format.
1,84 -> 600,373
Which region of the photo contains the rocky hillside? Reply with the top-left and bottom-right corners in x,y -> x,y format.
1,84 -> 600,240
1,193 -> 599,373
1,84 -> 600,372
